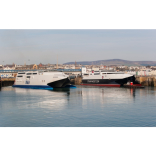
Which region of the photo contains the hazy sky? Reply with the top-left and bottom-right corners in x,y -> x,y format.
0,29 -> 156,65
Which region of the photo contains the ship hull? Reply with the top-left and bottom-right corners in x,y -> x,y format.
80,83 -> 120,87
13,78 -> 72,89
12,85 -> 53,90
81,75 -> 140,87
13,71 -> 74,89
47,78 -> 71,88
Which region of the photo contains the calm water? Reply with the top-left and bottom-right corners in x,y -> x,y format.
0,86 -> 156,127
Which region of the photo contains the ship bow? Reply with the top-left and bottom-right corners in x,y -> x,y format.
47,78 -> 70,88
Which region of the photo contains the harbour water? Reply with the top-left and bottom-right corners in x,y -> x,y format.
0,86 -> 156,127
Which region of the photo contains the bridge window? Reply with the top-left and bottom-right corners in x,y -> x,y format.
27,73 -> 32,75
33,73 -> 37,75
18,73 -> 25,74
107,73 -> 123,74
17,75 -> 23,77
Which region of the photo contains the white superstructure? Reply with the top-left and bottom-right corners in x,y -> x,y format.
83,71 -> 133,80
13,71 -> 71,89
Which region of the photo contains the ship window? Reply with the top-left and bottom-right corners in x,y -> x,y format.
94,73 -> 100,75
17,75 -> 23,77
27,76 -> 31,78
18,73 -> 25,74
33,73 -> 37,75
27,73 -> 32,75
106,73 -> 123,74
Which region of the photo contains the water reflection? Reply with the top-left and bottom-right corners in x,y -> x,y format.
1,86 -> 156,126
52,88 -> 70,92
0,86 -> 148,110
130,88 -> 135,101
78,86 -> 136,104
9,86 -> 139,109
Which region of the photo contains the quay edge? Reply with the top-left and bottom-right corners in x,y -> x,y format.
0,78 -> 15,88
135,76 -> 156,87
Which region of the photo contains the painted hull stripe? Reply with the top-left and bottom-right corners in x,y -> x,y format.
12,85 -> 53,89
80,84 -> 121,87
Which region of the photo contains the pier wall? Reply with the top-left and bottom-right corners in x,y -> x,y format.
0,78 -> 15,88
136,76 -> 156,86
70,76 -> 82,85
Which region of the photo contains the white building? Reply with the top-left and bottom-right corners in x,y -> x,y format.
0,65 -> 3,70
64,64 -> 80,69
81,66 -> 86,74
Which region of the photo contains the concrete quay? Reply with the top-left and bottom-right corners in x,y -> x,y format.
70,76 -> 82,85
136,76 -> 156,87
0,78 -> 15,88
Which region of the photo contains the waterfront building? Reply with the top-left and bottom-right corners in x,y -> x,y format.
129,66 -> 140,70
15,64 -> 41,70
3,64 -> 16,70
64,64 -> 75,69
81,66 -> 86,74
0,65 -> 3,70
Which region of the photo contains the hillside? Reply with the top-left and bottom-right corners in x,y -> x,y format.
64,59 -> 156,66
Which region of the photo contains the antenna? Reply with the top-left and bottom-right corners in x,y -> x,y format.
75,60 -> 77,67
57,55 -> 58,69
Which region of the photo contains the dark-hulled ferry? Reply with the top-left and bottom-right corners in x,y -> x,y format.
81,71 -> 141,87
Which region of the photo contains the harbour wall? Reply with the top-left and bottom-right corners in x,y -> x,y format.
70,76 -> 82,85
0,78 -> 15,88
135,76 -> 156,87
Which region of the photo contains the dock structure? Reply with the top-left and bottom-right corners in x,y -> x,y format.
135,76 -> 156,87
70,76 -> 82,85
0,78 -> 15,88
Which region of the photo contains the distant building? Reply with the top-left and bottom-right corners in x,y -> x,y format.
81,66 -> 86,74
64,64 -> 76,69
3,64 -> 16,70
118,65 -> 127,69
15,64 -> 42,70
0,65 -> 3,70
38,63 -> 43,67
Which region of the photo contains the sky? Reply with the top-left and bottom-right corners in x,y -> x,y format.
0,29 -> 156,65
